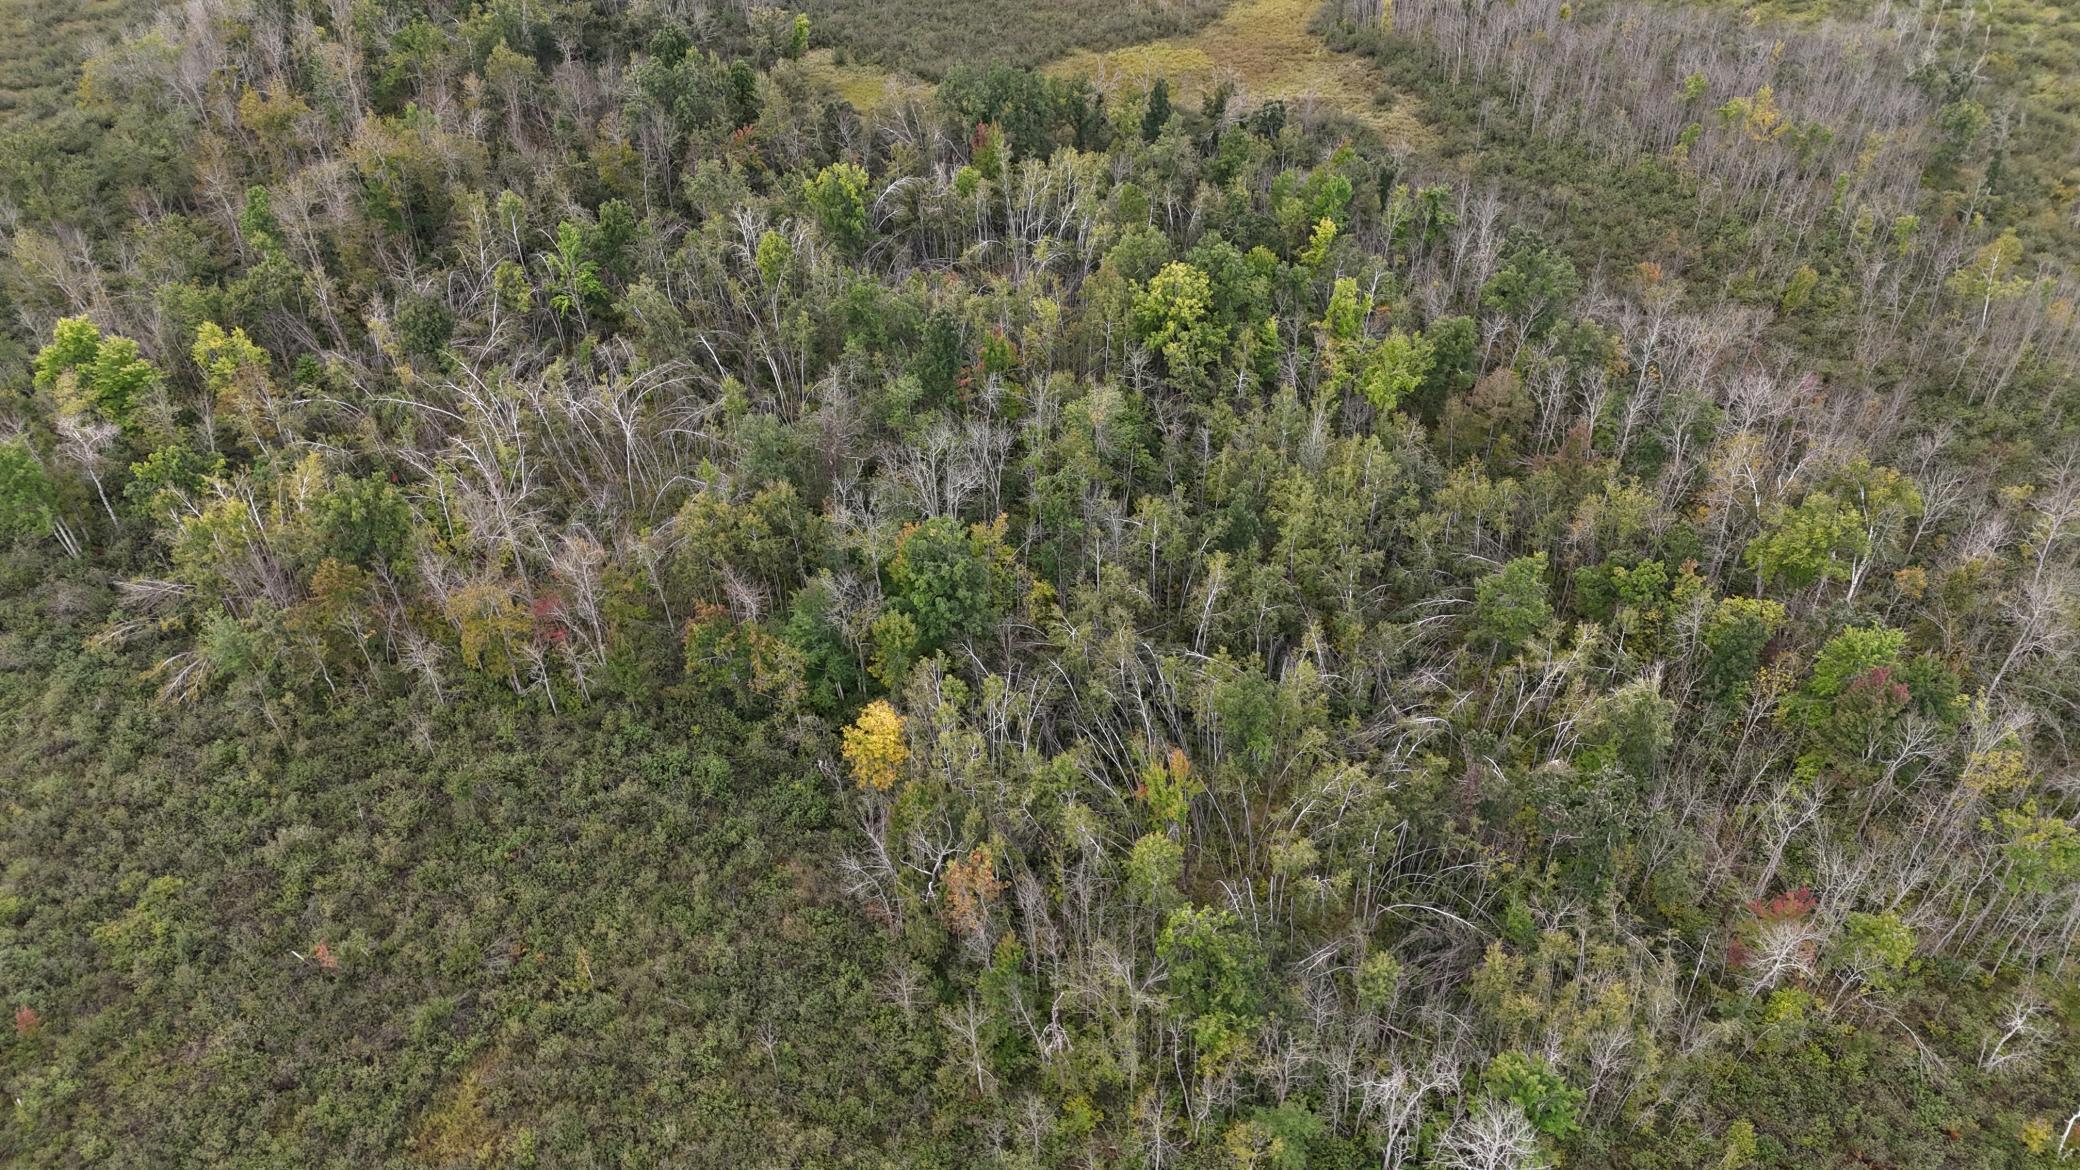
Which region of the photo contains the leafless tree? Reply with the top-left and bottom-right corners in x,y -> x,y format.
1435,1100 -> 1544,1170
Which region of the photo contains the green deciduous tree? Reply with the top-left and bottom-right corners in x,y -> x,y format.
0,439 -> 58,544
35,316 -> 158,435
1157,906 -> 1264,1073
1832,911 -> 1916,992
1745,490 -> 1862,590
1134,262 -> 1226,380
1357,328 -> 1433,413
804,162 -> 870,253
1483,1051 -> 1585,1141
1579,674 -> 1676,778
1701,596 -> 1785,700
888,515 -> 1019,648
1988,803 -> 2080,894
1481,242 -> 1580,338
1473,553 -> 1552,656
314,474 -> 414,572
193,322 -> 280,449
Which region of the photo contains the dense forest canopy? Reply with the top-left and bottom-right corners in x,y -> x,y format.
1,0 -> 2077,1166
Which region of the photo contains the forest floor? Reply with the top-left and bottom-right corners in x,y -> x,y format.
1046,0 -> 1429,146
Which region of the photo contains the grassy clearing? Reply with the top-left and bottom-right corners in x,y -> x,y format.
0,0 -> 154,129
1046,0 -> 1428,146
799,48 -> 930,113
802,0 -> 1231,80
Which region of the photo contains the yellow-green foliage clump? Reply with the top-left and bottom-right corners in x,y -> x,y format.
842,699 -> 909,791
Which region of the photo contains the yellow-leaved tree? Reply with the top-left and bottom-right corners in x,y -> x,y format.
842,699 -> 908,791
